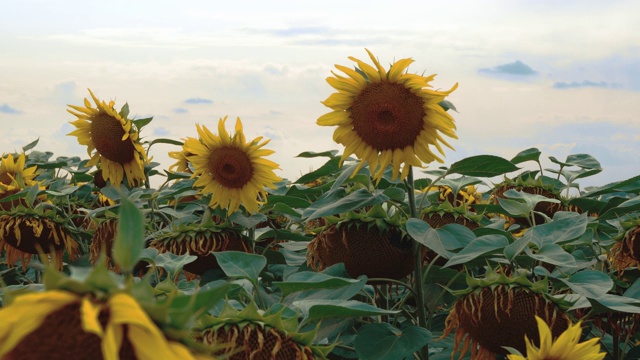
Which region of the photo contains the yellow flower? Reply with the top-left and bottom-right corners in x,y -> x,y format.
318,49 -> 458,182
507,316 -> 605,360
0,290 -> 213,360
67,89 -> 150,187
168,149 -> 193,173
183,116 -> 281,214
0,153 -> 38,195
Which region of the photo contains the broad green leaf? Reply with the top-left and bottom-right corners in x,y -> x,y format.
565,154 -> 602,170
624,278 -> 640,299
296,150 -> 339,158
112,196 -> 145,273
260,195 -> 311,210
435,176 -> 483,199
329,163 -> 370,192
25,185 -> 40,208
527,212 -> 588,247
101,186 -> 123,201
22,138 -> 39,152
496,197 -> 532,217
581,174 -> 640,198
133,117 -> 153,130
153,252 -> 197,278
213,251 -> 267,285
228,211 -> 267,228
525,243 -> 577,267
293,299 -> 397,324
295,157 -> 340,184
448,155 -> 519,177
273,272 -> 364,298
302,188 -> 389,220
445,235 -> 509,267
354,323 -> 431,360
149,138 -> 183,147
598,195 -> 640,220
119,102 -> 130,119
587,294 -> 640,314
510,148 -> 541,165
382,187 -> 406,202
167,282 -> 240,327
559,270 -> 613,298
504,235 -> 532,261
406,220 -> 473,259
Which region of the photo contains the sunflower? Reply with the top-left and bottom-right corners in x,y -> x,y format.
183,116 -> 281,215
507,316 -> 605,360
0,153 -> 39,210
195,301 -> 331,359
168,149 -> 193,173
317,49 -> 458,182
67,89 -> 150,187
610,220 -> 640,274
0,290 -> 213,359
441,270 -> 571,359
0,209 -> 79,270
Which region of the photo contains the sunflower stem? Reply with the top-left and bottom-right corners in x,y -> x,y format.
406,167 -> 429,360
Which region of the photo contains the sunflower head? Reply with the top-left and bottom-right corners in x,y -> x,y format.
0,205 -> 79,270
195,300 -> 332,359
441,268 -> 571,359
610,218 -> 640,275
168,149 -> 193,174
67,89 -> 150,187
318,49 -> 458,182
307,205 -> 415,280
423,184 -> 482,209
0,152 -> 39,210
507,316 -> 605,360
149,220 -> 252,279
182,116 -> 281,215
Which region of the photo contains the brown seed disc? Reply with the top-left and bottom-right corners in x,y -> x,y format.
90,112 -> 136,164
90,219 -> 118,265
448,285 -> 569,356
208,146 -> 254,189
350,82 -> 425,151
0,215 -> 66,254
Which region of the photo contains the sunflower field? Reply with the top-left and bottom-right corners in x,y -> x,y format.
1,50 -> 639,360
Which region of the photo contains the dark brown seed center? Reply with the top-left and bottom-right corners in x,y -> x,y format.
90,113 -> 136,164
208,146 -> 254,189
350,82 -> 426,151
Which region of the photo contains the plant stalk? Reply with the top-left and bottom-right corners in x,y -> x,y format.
407,167 -> 429,360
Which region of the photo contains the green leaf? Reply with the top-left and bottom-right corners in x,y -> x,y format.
153,252 -> 197,278
445,234 -> 509,267
22,138 -> 39,152
525,243 -> 577,267
229,212 -> 267,228
530,212 -> 588,246
406,220 -> 473,259
598,195 -> 640,220
438,99 -> 457,112
119,103 -> 130,119
295,157 -> 340,184
296,150 -> 339,158
213,251 -> 267,285
260,195 -> 311,210
25,185 -> 40,208
112,196 -> 145,273
510,148 -> 541,165
496,197 -> 533,217
382,187 -> 406,202
293,299 -> 397,324
149,138 -> 184,147
586,294 -> 640,314
448,155 -> 519,177
559,270 -> 613,298
354,323 -> 431,360
274,272 -> 367,302
133,117 -> 153,130
302,188 -> 389,220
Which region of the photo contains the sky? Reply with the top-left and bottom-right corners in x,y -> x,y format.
1,1 -> 639,189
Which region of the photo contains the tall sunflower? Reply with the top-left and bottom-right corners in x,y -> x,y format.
183,116 -> 281,215
507,316 -> 605,360
67,89 -> 150,187
0,290 -> 212,359
318,49 -> 458,181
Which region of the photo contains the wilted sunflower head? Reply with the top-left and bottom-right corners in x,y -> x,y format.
441,269 -> 571,359
67,89 -> 150,187
195,300 -> 332,359
318,49 -> 458,182
0,207 -> 79,270
610,218 -> 640,275
183,116 -> 281,215
168,148 -> 193,174
507,316 -> 605,360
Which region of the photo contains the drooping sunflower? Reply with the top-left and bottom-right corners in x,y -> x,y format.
195,301 -> 332,359
318,49 -> 458,182
67,89 -> 150,187
441,269 -> 571,359
168,149 -> 193,174
0,152 -> 39,210
507,316 -> 605,360
183,117 -> 281,215
610,219 -> 640,275
0,290 -> 213,359
0,207 -> 79,270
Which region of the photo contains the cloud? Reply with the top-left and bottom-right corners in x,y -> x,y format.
479,60 -> 538,76
184,97 -> 213,104
0,103 -> 21,114
173,108 -> 188,114
553,80 -> 621,90
153,127 -> 169,136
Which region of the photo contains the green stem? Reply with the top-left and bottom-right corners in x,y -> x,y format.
407,167 -> 429,360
